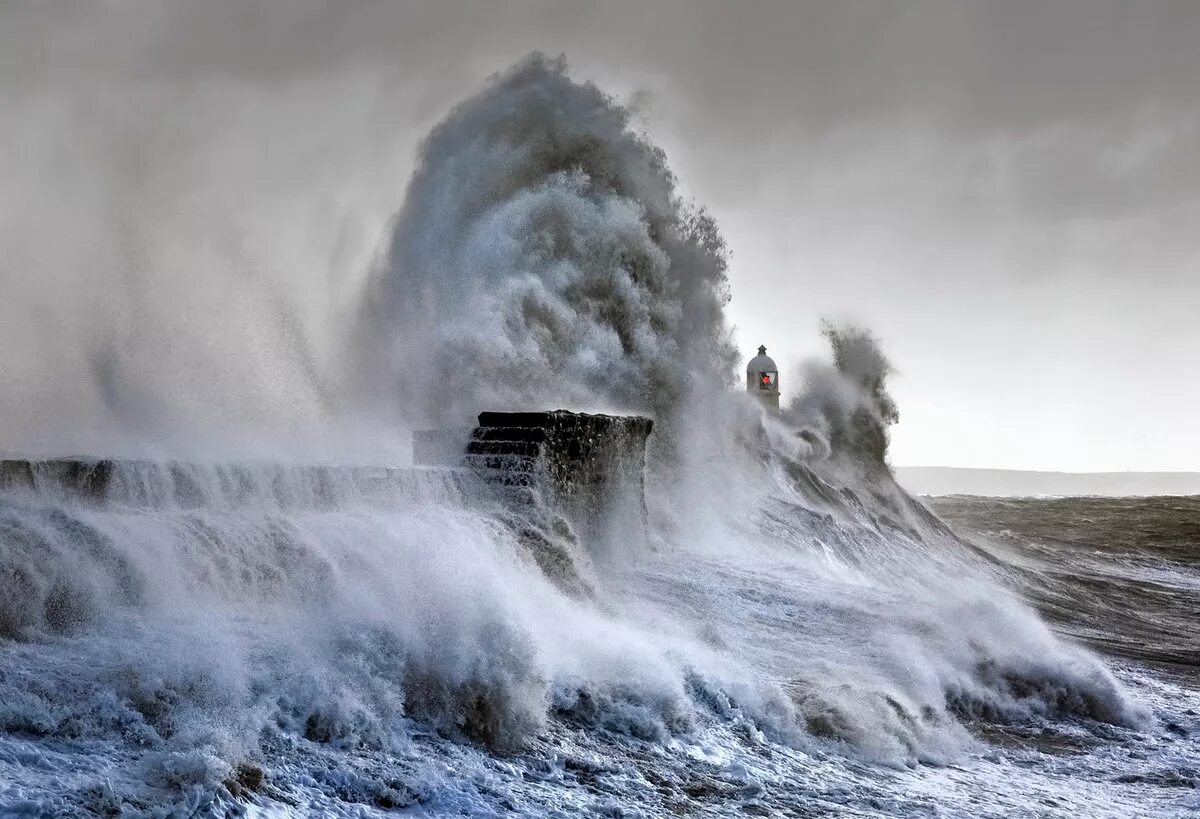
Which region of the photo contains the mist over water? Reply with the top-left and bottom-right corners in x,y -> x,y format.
1,53 -> 1192,818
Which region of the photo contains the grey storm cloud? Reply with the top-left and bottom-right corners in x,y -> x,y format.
10,0 -> 1197,225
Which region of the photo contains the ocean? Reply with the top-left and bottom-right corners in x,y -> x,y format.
929,495 -> 1200,685
0,458 -> 1195,818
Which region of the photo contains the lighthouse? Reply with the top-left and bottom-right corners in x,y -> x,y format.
746,345 -> 780,412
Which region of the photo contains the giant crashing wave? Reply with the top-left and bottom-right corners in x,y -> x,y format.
0,54 -> 1146,813
362,50 -> 1146,757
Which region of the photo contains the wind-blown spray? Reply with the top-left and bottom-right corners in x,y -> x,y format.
786,321 -> 900,468
361,54 -> 737,433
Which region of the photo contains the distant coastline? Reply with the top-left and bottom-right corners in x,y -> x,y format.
894,466 -> 1200,497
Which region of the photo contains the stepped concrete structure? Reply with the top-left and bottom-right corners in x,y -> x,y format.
414,410 -> 654,550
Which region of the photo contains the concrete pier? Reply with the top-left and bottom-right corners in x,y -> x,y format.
416,410 -> 654,550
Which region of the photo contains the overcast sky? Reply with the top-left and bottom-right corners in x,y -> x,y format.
3,1 -> 1197,470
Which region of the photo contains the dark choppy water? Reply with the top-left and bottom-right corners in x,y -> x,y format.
930,495 -> 1200,682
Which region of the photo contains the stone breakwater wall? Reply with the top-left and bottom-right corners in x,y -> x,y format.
1,411 -> 654,553
415,410 -> 654,551
0,457 -> 471,511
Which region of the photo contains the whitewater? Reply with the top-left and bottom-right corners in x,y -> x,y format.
0,55 -> 1196,818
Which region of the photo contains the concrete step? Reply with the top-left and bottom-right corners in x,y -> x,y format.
462,454 -> 542,473
477,411 -> 561,429
464,440 -> 543,457
471,426 -> 548,443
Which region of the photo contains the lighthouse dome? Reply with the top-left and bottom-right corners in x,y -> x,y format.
746,345 -> 777,374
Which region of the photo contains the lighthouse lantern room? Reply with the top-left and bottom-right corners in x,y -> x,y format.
746,345 -> 780,413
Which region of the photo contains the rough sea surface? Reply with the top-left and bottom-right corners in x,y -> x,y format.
0,457 -> 1196,818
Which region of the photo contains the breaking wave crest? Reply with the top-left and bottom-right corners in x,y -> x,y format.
361,54 -> 737,437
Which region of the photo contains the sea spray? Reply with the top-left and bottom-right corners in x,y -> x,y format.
0,53 -> 1154,815
360,53 -> 738,438
785,322 -> 900,469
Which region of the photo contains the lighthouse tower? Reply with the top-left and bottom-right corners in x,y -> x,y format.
746,345 -> 780,412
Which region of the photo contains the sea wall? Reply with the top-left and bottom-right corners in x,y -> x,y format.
416,410 -> 654,552
0,457 -> 471,511
2,411 -> 654,553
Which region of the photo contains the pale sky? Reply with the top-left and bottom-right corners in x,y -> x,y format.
2,1 -> 1197,471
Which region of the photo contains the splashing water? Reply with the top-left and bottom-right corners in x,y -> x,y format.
1,54 -> 1188,818
360,54 -> 737,434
